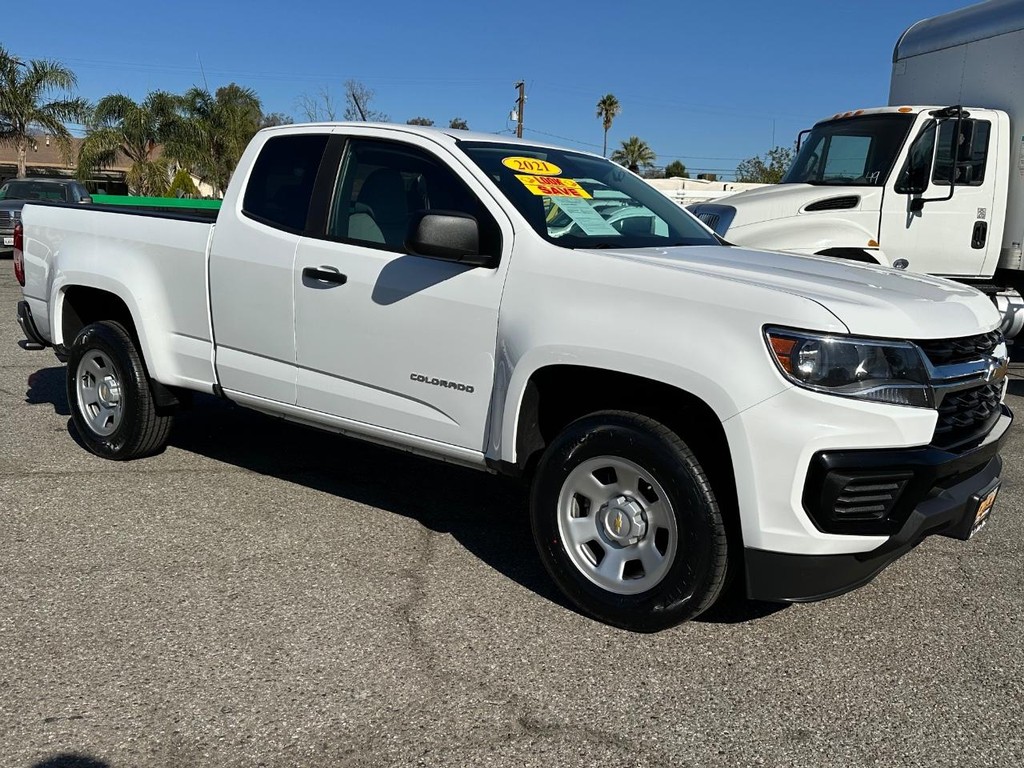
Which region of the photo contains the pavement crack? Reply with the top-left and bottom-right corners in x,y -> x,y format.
396,526 -> 443,683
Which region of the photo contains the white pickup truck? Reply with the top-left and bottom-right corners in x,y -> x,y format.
13,123 -> 1013,631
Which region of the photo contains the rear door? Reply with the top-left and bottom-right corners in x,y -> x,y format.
209,132 -> 329,404
879,113 -> 1000,277
292,133 -> 513,450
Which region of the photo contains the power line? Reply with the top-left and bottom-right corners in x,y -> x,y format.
524,126 -> 746,169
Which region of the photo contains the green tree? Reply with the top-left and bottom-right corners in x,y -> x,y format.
77,91 -> 179,196
595,93 -> 620,157
448,117 -> 469,130
611,136 -> 656,174
168,83 -> 263,197
735,145 -> 795,183
165,167 -> 199,198
0,45 -> 87,178
664,160 -> 688,178
406,116 -> 434,126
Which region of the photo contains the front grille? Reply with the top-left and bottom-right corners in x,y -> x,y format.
0,210 -> 14,227
934,382 -> 1003,449
805,195 -> 860,212
695,212 -> 719,230
917,330 -> 1002,366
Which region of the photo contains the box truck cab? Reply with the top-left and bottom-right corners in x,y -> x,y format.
691,0 -> 1024,337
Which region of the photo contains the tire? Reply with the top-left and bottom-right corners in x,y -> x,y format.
530,411 -> 729,632
66,321 -> 174,460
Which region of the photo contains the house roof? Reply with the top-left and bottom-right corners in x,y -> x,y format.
0,136 -> 133,172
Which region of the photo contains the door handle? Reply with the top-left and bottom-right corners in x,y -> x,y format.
302,266 -> 348,285
972,221 -> 988,250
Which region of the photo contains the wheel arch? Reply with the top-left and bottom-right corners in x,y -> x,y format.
508,364 -> 741,547
728,215 -> 881,258
58,284 -> 180,408
61,285 -> 139,350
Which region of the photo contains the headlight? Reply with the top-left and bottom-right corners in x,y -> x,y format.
765,328 -> 931,408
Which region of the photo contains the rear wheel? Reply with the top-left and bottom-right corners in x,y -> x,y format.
66,321 -> 174,460
530,411 -> 729,632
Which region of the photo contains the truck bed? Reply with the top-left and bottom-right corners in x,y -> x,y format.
21,203 -> 218,393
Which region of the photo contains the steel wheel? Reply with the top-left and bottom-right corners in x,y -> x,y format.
66,321 -> 174,460
531,411 -> 729,631
75,349 -> 123,437
556,455 -> 678,595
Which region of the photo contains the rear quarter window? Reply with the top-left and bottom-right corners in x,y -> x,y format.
243,134 -> 329,233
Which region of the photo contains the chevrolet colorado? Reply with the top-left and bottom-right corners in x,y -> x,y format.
14,123 -> 1013,631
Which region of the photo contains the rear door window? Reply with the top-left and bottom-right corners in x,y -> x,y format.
243,134 -> 329,233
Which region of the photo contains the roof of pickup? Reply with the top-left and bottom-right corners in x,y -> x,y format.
255,121 -> 575,153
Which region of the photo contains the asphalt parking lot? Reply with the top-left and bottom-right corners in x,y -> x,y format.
1,266 -> 1022,768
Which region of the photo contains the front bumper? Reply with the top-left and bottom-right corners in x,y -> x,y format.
745,405 -> 1012,602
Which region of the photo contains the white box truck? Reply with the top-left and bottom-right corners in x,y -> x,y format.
690,0 -> 1024,336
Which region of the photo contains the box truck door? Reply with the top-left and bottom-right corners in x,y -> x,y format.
879,116 -> 997,278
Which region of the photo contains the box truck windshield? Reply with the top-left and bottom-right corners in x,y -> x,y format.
783,113 -> 915,186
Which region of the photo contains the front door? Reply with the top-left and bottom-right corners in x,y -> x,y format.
879,114 -> 1000,278
293,134 -> 512,450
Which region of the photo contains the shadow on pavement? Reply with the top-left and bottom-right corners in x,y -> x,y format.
697,594 -> 789,624
26,365 -> 783,627
32,754 -> 110,768
172,393 -> 578,615
25,366 -> 70,416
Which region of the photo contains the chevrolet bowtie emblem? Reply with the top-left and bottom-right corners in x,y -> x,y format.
613,512 -> 622,534
984,355 -> 1009,383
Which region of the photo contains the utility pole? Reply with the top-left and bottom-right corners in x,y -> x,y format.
514,80 -> 525,138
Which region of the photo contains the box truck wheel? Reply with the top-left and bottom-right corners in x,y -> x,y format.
530,411 -> 729,631
66,321 -> 174,460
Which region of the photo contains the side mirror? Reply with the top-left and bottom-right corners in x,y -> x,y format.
406,211 -> 494,267
80,195 -> 93,204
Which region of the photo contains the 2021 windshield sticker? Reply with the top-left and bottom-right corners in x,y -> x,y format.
502,156 -> 562,176
515,174 -> 592,198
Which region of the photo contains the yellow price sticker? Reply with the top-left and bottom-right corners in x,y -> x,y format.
516,174 -> 592,198
502,156 -> 562,176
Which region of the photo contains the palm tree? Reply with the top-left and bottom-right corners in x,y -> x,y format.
595,94 -> 621,158
0,45 -> 87,178
611,136 -> 656,174
167,84 -> 262,197
77,92 -> 179,196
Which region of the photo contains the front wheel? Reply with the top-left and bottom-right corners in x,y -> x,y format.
66,321 -> 174,460
530,411 -> 729,632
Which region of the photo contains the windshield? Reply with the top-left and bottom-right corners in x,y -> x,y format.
782,114 -> 915,186
0,180 -> 71,202
459,142 -> 719,249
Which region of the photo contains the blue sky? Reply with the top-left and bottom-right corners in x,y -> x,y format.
10,0 -> 971,178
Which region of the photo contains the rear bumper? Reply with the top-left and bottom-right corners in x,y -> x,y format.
745,405 -> 1011,602
17,300 -> 49,348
